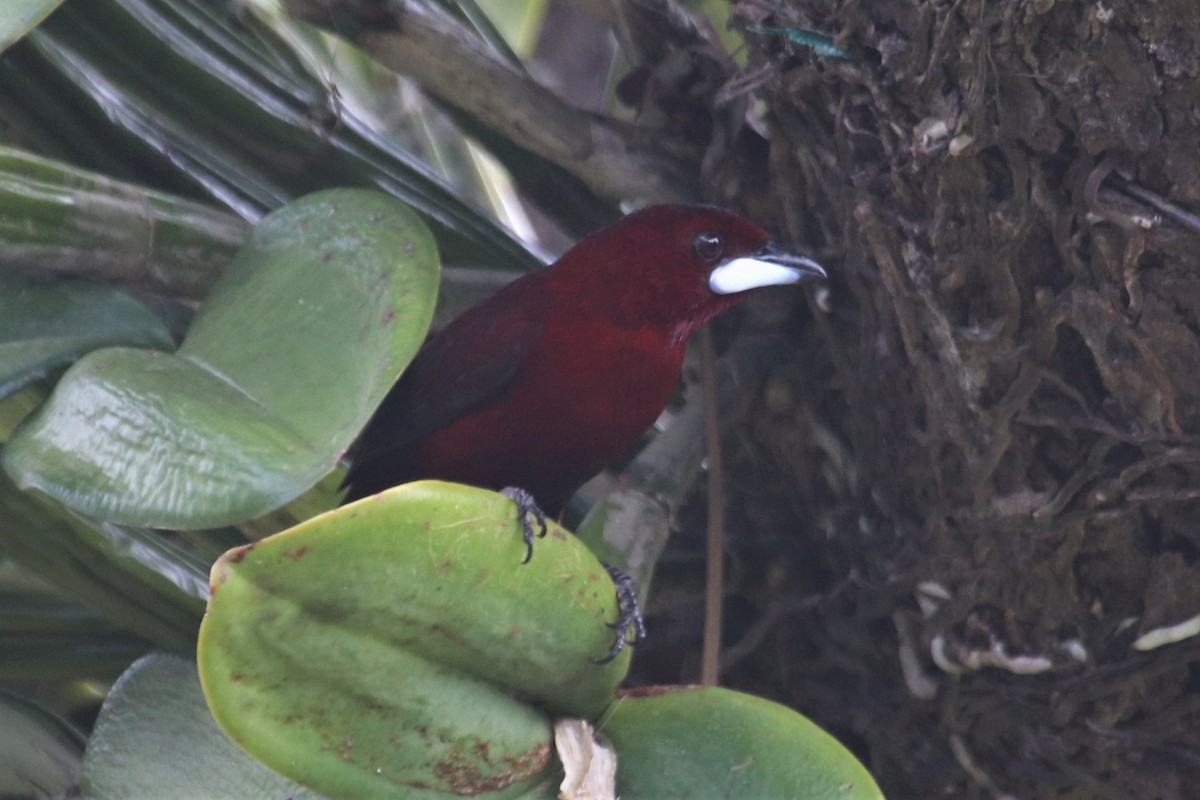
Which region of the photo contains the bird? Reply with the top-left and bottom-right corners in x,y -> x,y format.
342,204 -> 826,515
341,204 -> 825,662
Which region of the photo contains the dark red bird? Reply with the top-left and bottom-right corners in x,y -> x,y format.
342,204 -> 825,512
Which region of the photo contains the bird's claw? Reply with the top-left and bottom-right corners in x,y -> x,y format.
595,564 -> 647,664
497,489 -> 643,663
500,486 -> 548,564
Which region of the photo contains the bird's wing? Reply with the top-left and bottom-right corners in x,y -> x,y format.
342,280 -> 548,492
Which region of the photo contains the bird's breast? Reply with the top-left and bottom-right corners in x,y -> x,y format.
517,319 -> 682,452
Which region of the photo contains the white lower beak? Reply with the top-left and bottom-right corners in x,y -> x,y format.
708,249 -> 826,295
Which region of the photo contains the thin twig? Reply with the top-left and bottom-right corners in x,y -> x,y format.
948,734 -> 1018,800
287,2 -> 698,204
1112,177 -> 1200,233
699,327 -> 724,686
720,593 -> 822,673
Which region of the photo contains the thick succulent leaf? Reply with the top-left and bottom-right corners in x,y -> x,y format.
0,388 -> 227,650
198,481 -> 628,799
600,686 -> 886,799
0,689 -> 84,797
177,189 -> 436,446
80,652 -> 326,800
3,189 -> 438,528
0,272 -> 174,400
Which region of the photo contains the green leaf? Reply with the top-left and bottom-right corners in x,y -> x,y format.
0,272 -> 174,400
0,0 -> 64,56
0,689 -> 84,797
0,467 -> 207,650
7,0 -> 542,271
198,481 -> 628,799
3,189 -> 439,528
80,652 -> 326,800
0,562 -> 151,683
600,686 -> 886,799
0,144 -> 247,299
0,389 -> 224,651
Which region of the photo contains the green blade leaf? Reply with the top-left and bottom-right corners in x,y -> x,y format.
0,689 -> 84,797
4,189 -> 439,528
0,467 -> 207,649
0,272 -> 175,400
600,686 -> 886,799
0,0 -> 65,55
0,560 -> 152,683
6,0 -> 542,271
0,144 -> 247,299
80,652 -> 326,800
198,481 -> 628,799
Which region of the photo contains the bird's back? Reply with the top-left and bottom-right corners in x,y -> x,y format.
342,272 -> 684,512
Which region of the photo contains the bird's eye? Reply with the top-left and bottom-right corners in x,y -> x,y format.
693,232 -> 725,262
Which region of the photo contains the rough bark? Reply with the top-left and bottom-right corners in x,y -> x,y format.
721,1 -> 1200,797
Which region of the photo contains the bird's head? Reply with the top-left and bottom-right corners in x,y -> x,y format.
553,204 -> 826,342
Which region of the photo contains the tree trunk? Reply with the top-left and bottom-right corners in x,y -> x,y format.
727,1 -> 1200,797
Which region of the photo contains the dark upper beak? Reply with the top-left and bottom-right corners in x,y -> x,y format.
757,241 -> 827,279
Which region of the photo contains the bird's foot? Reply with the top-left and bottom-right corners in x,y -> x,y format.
596,564 -> 647,664
500,486 -> 548,564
